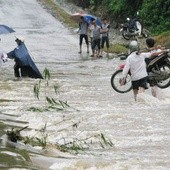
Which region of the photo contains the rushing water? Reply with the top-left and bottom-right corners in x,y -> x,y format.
0,0 -> 170,169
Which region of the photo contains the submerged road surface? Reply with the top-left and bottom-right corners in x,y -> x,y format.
0,0 -> 170,169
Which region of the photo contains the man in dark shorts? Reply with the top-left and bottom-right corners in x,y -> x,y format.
100,18 -> 110,55
122,41 -> 152,101
122,40 -> 168,101
132,77 -> 148,91
91,20 -> 101,57
78,16 -> 89,54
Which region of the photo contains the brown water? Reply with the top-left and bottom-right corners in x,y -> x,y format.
0,0 -> 170,169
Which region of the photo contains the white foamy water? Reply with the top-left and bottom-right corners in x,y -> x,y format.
0,0 -> 170,170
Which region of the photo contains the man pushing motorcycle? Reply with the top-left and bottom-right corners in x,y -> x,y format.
121,39 -> 169,101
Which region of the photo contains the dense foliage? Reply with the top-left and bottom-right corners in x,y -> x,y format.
67,0 -> 170,34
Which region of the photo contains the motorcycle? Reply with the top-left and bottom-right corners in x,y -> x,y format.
120,13 -> 150,40
111,52 -> 170,93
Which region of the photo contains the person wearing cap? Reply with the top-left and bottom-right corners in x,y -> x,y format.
7,36 -> 43,79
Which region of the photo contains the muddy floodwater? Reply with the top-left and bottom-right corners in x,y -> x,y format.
0,0 -> 170,170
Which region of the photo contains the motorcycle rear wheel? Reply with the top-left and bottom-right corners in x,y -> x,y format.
156,64 -> 170,88
111,69 -> 132,93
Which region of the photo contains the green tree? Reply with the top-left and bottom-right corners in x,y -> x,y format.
140,0 -> 170,33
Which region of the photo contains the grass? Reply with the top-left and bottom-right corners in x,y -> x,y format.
37,0 -> 77,28
154,31 -> 170,48
107,43 -> 128,54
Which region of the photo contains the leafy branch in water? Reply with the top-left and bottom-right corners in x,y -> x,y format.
99,133 -> 114,148
23,123 -> 48,148
6,126 -> 28,142
30,68 -> 70,112
57,141 -> 86,154
43,67 -> 50,80
6,125 -> 114,153
55,133 -> 114,154
33,80 -> 41,100
56,137 -> 89,154
6,124 -> 48,149
54,84 -> 60,94
27,97 -> 70,112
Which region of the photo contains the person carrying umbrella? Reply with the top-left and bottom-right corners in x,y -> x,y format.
78,16 -> 89,54
7,36 -> 43,80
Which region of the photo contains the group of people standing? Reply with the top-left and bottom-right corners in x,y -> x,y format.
78,16 -> 110,58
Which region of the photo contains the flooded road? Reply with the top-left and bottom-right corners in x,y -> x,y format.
0,0 -> 170,169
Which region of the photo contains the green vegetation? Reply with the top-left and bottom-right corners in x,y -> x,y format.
23,124 -> 48,148
56,133 -> 114,154
28,68 -> 70,112
107,43 -> 128,54
140,0 -> 170,34
154,31 -> 170,48
57,141 -> 86,154
5,124 -> 114,153
99,133 -> 114,148
6,124 -> 48,148
37,0 -> 77,28
0,148 -> 34,169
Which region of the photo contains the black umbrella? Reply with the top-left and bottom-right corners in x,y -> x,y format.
0,24 -> 15,35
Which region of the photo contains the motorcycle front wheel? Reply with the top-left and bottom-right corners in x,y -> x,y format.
122,31 -> 131,40
111,69 -> 132,93
141,28 -> 151,38
156,64 -> 170,88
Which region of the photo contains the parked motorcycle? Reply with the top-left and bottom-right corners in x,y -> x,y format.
111,52 -> 170,93
120,13 -> 150,40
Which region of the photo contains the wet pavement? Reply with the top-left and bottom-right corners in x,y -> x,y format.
0,0 -> 170,169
